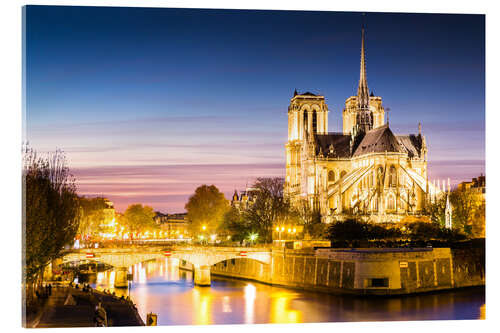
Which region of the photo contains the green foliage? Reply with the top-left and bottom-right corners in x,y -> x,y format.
426,195 -> 447,227
23,147 -> 80,283
450,188 -> 480,235
219,206 -> 252,242
185,184 -> 229,234
407,221 -> 467,242
326,219 -> 402,246
326,218 -> 467,248
122,204 -> 156,233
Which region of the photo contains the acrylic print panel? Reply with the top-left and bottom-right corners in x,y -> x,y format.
22,4 -> 485,327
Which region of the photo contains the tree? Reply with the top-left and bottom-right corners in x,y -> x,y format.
185,185 -> 229,235
122,204 -> 156,234
425,195 -> 447,227
450,188 -> 481,235
23,147 -> 80,292
77,197 -> 108,237
326,219 -> 370,246
244,177 -> 297,243
471,202 -> 485,238
219,206 -> 251,242
296,199 -> 326,239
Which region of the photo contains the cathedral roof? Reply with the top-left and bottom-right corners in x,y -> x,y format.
352,124 -> 406,157
297,91 -> 318,97
396,134 -> 423,158
314,133 -> 351,158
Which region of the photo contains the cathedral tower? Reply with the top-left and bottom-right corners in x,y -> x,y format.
343,26 -> 385,135
285,91 -> 329,198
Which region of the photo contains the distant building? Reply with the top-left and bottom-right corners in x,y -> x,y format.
154,212 -> 190,239
99,199 -> 116,238
231,187 -> 259,211
458,175 -> 485,238
458,174 -> 485,199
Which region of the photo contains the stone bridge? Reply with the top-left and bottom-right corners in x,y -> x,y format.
63,246 -> 272,287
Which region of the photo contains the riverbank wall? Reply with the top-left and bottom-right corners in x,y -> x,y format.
208,247 -> 484,295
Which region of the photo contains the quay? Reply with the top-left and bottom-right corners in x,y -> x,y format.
25,283 -> 144,328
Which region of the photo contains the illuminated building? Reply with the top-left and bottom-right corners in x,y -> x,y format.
284,27 -> 441,223
154,212 -> 190,239
231,187 -> 259,211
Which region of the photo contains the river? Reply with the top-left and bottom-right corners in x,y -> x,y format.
84,257 -> 485,325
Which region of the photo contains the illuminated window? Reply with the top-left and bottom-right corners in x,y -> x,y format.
328,170 -> 335,182
389,166 -> 397,187
387,193 -> 396,210
312,111 -> 317,133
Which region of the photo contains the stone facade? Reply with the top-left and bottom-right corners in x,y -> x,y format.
211,247 -> 485,295
284,28 -> 441,223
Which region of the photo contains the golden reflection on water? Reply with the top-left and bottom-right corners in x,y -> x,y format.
192,288 -> 213,325
269,292 -> 302,324
87,258 -> 484,325
244,284 -> 256,324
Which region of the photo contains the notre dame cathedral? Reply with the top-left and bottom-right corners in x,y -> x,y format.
284,27 -> 442,223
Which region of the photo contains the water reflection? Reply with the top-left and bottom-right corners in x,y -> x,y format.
89,258 -> 485,325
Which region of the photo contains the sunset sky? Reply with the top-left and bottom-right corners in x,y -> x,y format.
24,6 -> 485,213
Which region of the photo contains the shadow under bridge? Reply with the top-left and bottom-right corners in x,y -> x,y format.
167,246 -> 272,286
64,246 -> 272,287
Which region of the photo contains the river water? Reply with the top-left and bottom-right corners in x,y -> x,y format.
86,258 -> 485,325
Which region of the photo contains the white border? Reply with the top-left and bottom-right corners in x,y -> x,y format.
2,1 -> 498,333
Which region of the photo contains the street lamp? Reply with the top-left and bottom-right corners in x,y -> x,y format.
249,233 -> 258,246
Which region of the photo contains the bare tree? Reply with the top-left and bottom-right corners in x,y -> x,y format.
23,146 -> 80,308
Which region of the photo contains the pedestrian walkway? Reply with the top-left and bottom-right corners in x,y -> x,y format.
29,285 -> 143,327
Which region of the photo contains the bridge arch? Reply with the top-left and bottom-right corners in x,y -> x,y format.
64,246 -> 272,287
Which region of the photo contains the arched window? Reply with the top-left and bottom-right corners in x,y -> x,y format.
312,111 -> 317,134
340,170 -> 347,179
303,112 -> 308,134
386,193 -> 396,211
377,166 -> 384,187
328,170 -> 335,182
389,166 -> 397,187
372,195 -> 378,211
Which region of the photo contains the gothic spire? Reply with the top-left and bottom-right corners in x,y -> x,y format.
357,25 -> 370,111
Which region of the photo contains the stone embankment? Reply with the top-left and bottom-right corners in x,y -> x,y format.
206,247 -> 484,295
26,283 -> 144,327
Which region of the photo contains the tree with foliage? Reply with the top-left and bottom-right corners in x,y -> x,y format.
121,204 -> 156,234
219,206 -> 252,243
77,197 -> 109,237
244,177 -> 297,243
471,202 -> 485,238
450,188 -> 480,235
185,184 -> 229,235
407,221 -> 466,243
425,195 -> 447,227
23,147 -> 80,299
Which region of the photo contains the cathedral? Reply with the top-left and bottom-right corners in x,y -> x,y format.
284,27 -> 441,223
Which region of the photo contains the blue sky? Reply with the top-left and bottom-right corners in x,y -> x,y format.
25,6 -> 485,212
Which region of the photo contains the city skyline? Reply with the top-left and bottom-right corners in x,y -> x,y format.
25,6 -> 485,212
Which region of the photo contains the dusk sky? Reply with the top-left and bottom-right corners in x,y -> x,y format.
24,6 -> 485,213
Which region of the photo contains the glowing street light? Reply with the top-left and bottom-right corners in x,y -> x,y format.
249,233 -> 258,245
210,234 -> 216,242
202,225 -> 207,231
